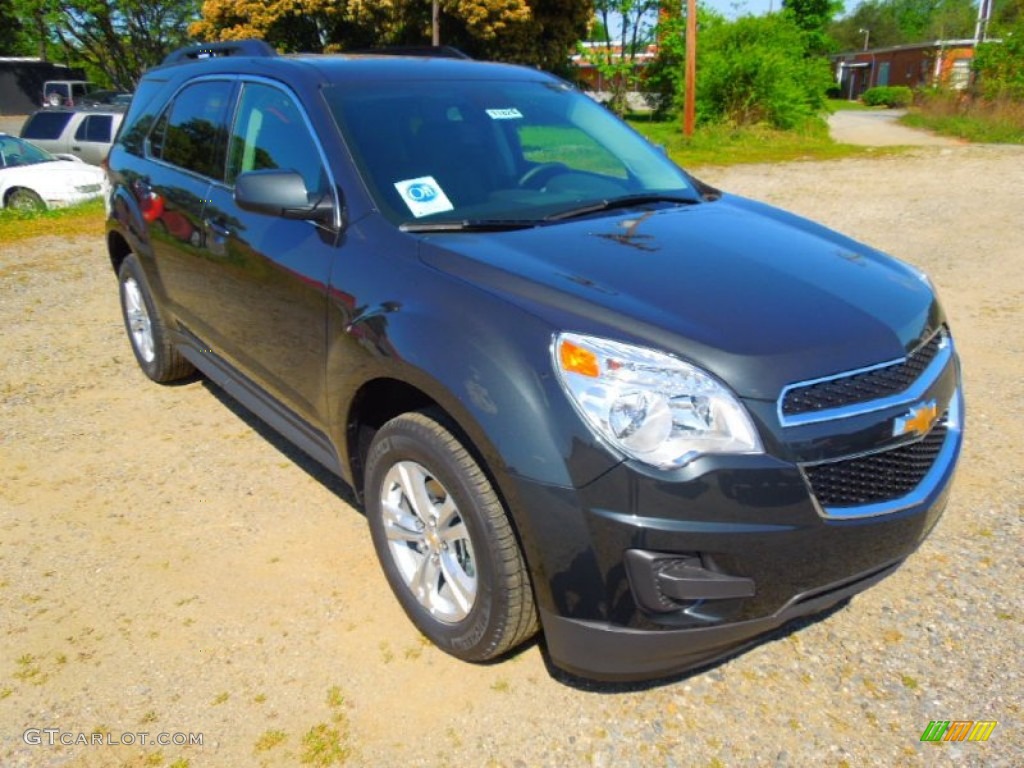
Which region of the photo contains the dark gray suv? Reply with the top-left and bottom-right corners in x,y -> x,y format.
105,41 -> 963,681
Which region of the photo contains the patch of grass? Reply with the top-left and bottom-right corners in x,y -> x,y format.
168,759 -> 190,768
254,729 -> 288,752
300,723 -> 350,766
826,99 -> 875,112
326,686 -> 345,709
901,674 -> 919,689
0,198 -> 104,243
211,691 -> 229,705
378,641 -> 394,664
901,93 -> 1024,143
629,119 -> 890,169
490,678 -> 511,693
13,653 -> 46,685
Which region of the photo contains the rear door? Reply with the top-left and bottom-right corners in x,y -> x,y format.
142,78 -> 235,341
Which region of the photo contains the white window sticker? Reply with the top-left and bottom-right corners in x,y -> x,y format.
393,176 -> 454,218
485,108 -> 523,120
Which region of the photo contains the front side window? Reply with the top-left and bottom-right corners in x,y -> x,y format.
75,115 -> 113,143
226,82 -> 325,195
150,80 -> 234,180
325,78 -> 694,224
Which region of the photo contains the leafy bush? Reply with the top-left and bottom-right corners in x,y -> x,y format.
974,20 -> 1024,101
695,14 -> 833,129
861,86 -> 913,108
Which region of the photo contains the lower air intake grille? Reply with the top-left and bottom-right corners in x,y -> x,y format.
804,418 -> 948,508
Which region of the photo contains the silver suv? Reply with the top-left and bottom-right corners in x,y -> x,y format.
20,107 -> 125,165
42,80 -> 96,107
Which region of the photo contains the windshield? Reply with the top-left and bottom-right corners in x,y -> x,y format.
324,78 -> 696,226
0,135 -> 56,168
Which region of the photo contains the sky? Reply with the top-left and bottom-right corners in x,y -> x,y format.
703,0 -> 778,17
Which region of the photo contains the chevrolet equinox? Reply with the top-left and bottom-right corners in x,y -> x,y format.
104,41 -> 963,680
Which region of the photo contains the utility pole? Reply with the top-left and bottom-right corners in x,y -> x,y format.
859,28 -> 870,51
432,0 -> 440,46
683,0 -> 697,136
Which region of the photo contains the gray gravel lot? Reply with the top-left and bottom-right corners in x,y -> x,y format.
1,144 -> 1021,767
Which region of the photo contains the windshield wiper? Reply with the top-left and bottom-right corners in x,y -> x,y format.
544,194 -> 700,222
400,219 -> 540,233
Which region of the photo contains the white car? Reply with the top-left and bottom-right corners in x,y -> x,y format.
0,133 -> 106,210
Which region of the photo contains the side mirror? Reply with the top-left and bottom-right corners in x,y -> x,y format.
234,169 -> 336,226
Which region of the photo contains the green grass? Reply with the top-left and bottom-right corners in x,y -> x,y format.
901,93 -> 1024,144
901,110 -> 1024,144
0,198 -> 104,243
628,118 -> 889,169
825,99 -> 875,112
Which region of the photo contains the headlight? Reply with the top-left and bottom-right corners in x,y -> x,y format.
553,333 -> 763,469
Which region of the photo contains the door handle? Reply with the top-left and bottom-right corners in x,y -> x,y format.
204,218 -> 231,256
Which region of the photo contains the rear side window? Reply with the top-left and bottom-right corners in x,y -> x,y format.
150,80 -> 233,180
21,111 -> 73,140
75,114 -> 114,143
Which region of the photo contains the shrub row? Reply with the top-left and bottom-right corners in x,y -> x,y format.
861,86 -> 914,108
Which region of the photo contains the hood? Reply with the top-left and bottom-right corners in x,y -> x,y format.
5,160 -> 104,186
418,195 -> 943,400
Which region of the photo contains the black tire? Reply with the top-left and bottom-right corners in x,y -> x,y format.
365,410 -> 538,661
6,188 -> 46,212
117,254 -> 194,383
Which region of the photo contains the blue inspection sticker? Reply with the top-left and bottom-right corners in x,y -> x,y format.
394,176 -> 454,218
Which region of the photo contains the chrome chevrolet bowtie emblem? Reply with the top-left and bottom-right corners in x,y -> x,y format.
894,399 -> 939,438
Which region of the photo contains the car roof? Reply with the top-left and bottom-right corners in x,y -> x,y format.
147,49 -> 553,86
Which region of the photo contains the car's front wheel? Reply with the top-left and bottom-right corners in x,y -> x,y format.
117,254 -> 195,383
6,188 -> 45,212
365,411 -> 538,661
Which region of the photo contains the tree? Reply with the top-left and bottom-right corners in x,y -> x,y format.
782,0 -> 843,54
828,0 -> 976,51
10,0 -> 200,87
578,0 -> 660,113
191,0 -> 590,73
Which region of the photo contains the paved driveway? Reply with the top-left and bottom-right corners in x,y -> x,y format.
827,108 -> 960,146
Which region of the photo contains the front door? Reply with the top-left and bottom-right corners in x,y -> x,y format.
201,80 -> 335,427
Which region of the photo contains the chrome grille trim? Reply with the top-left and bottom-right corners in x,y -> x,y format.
778,329 -> 951,427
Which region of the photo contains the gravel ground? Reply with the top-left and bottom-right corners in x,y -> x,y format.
1,144 -> 1022,767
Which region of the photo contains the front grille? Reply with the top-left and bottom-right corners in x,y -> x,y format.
782,330 -> 945,416
804,418 -> 948,508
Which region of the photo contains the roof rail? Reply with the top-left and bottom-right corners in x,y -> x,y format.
347,46 -> 472,60
161,40 -> 277,67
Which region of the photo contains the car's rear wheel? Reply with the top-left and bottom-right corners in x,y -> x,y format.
117,254 -> 195,383
6,188 -> 45,212
365,411 -> 538,661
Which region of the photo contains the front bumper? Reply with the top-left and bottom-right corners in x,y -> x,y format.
511,387 -> 962,681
